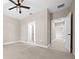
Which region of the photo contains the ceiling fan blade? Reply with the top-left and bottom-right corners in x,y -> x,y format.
20,6 -> 30,9
9,0 -> 17,5
9,6 -> 17,10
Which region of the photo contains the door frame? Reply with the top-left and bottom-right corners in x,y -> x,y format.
70,12 -> 73,53
50,12 -> 73,53
51,17 -> 65,44
28,21 -> 36,44
66,12 -> 73,53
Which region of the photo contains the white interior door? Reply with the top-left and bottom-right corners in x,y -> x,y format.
28,22 -> 36,44
64,12 -> 71,52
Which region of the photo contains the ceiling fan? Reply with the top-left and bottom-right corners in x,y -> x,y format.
8,0 -> 30,14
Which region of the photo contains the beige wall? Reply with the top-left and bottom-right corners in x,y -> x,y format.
20,9 -> 50,46
3,15 -> 20,43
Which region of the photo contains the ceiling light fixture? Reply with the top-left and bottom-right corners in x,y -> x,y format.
8,0 -> 30,14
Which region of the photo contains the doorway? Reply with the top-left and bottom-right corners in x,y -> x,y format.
28,21 -> 36,44
51,18 -> 66,52
51,12 -> 72,53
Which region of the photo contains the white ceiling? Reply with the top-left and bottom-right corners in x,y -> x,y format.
3,0 -> 72,20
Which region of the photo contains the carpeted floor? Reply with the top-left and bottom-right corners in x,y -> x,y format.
3,42 -> 75,59
51,39 -> 67,52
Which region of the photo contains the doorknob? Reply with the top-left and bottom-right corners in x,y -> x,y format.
68,34 -> 71,35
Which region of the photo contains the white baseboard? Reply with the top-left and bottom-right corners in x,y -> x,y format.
3,40 -> 49,48
3,40 -> 21,45
35,44 -> 48,48
20,41 -> 48,48
47,43 -> 51,48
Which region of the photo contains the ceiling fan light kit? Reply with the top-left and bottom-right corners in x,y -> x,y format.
9,0 -> 30,14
